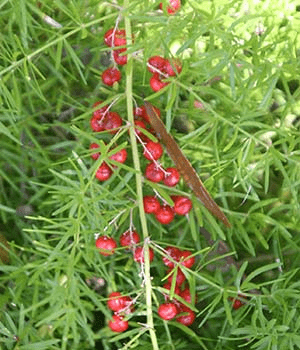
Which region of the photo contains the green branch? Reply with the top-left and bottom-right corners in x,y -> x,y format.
124,6 -> 159,350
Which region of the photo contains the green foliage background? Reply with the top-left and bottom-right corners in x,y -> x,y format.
1,0 -> 300,349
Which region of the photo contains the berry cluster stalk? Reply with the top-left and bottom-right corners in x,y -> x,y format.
124,9 -> 159,350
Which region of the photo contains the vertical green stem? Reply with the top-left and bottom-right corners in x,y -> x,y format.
124,5 -> 159,350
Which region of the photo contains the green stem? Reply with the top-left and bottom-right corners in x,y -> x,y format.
124,7 -> 159,350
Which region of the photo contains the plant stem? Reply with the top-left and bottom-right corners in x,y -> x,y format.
124,7 -> 159,350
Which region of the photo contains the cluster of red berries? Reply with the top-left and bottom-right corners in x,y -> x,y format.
158,246 -> 196,325
101,25 -> 182,93
101,27 -> 129,86
106,291 -> 134,333
147,55 -> 182,92
144,195 -> 192,225
131,103 -> 193,224
95,229 -> 155,332
91,1 -> 197,334
95,230 -> 154,263
89,100 -> 126,181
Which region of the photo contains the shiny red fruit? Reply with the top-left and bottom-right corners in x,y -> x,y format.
90,143 -> 100,160
107,292 -> 125,312
232,299 -> 244,310
159,0 -> 181,14
143,196 -> 160,214
107,292 -> 134,314
162,282 -> 181,299
158,303 -> 178,320
109,148 -> 127,164
150,73 -> 169,92
92,101 -> 109,117
162,246 -> 181,268
155,205 -> 174,224
103,111 -> 122,134
147,56 -> 167,74
231,294 -> 247,310
180,287 -> 192,304
167,267 -> 186,286
164,58 -> 182,76
172,196 -> 193,215
133,246 -> 154,263
104,28 -> 127,47
108,315 -> 129,333
163,167 -> 180,187
134,104 -> 161,124
95,235 -> 117,256
176,307 -> 195,326
143,141 -> 163,161
90,111 -> 122,134
113,48 -> 127,65
90,114 -> 106,132
95,163 -> 112,181
179,250 -> 195,269
119,230 -> 140,248
101,67 -> 121,86
134,106 -> 145,119
144,162 -> 165,183
134,120 -> 149,142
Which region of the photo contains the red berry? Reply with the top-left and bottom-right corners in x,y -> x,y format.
104,28 -> 126,47
134,120 -> 149,142
162,282 -> 181,299
163,167 -> 180,187
232,299 -> 244,310
103,111 -> 122,134
167,268 -> 186,286
172,196 -> 193,215
231,294 -> 247,310
108,315 -> 129,333
113,30 -> 127,47
155,205 -> 174,224
144,162 -> 165,183
101,67 -> 121,86
143,141 -> 163,161
92,101 -> 109,118
109,148 -> 127,164
90,114 -> 106,132
133,246 -> 154,263
162,246 -> 181,268
90,111 -> 122,134
147,56 -> 167,74
90,143 -> 100,160
134,106 -> 145,119
158,303 -> 178,320
143,196 -> 160,214
119,230 -> 140,248
159,0 -> 181,14
95,163 -> 112,181
179,250 -> 195,269
164,58 -> 182,76
107,292 -> 125,312
107,292 -> 134,314
95,235 -> 117,256
180,287 -> 192,304
104,28 -> 114,46
176,307 -> 195,326
113,48 -> 127,65
150,73 -> 169,92
135,104 -> 161,124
